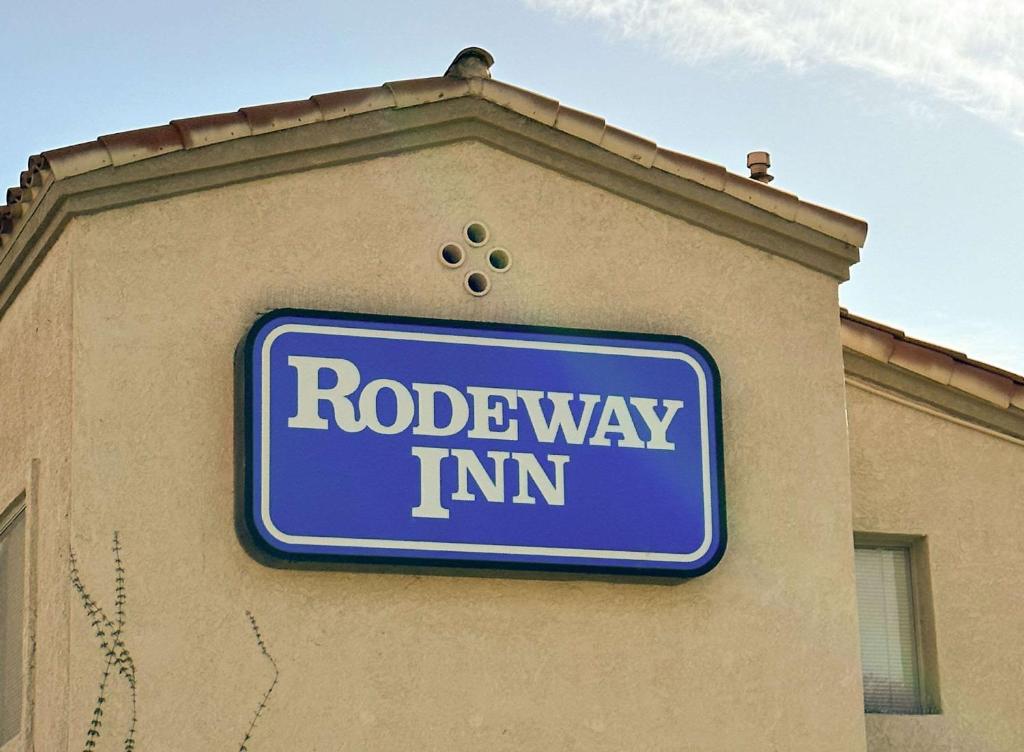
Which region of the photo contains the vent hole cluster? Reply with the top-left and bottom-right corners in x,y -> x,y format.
436,221 -> 514,297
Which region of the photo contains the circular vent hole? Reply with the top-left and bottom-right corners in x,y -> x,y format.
487,248 -> 511,272
465,271 -> 491,296
464,222 -> 489,247
438,243 -> 465,268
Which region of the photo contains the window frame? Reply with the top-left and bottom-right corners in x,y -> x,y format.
854,532 -> 942,715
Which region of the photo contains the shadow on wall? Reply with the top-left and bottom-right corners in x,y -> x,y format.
69,532 -> 279,752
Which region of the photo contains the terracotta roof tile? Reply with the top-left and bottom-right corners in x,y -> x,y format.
172,112 -> 252,149
796,200 -> 868,248
240,99 -> 323,136
41,141 -> 112,179
6,187 -> 28,205
0,202 -> 25,222
311,86 -> 396,120
949,362 -> 1015,409
479,79 -> 559,126
889,340 -> 955,385
553,105 -> 606,145
599,125 -> 658,168
723,173 -> 800,221
841,310 -> 903,337
26,155 -> 47,172
99,125 -> 183,167
652,149 -> 727,191
841,310 -> 1024,414
839,318 -> 897,362
24,156 -> 48,187
385,77 -> 469,108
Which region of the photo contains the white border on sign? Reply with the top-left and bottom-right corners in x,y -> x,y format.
259,323 -> 715,563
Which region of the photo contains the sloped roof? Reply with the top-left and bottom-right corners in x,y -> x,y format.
841,309 -> 1024,416
4,48 -> 1019,425
0,47 -> 867,261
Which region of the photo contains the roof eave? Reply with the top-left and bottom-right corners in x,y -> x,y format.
0,93 -> 866,323
1,74 -> 867,260
841,311 -> 1024,438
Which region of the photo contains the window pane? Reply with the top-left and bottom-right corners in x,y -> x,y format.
0,508 -> 26,745
855,545 -> 922,714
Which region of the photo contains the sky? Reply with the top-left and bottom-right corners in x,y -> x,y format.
2,0 -> 1022,372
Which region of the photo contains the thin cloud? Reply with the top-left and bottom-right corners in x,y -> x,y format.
527,0 -> 1024,136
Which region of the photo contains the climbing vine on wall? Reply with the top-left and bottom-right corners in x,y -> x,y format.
70,532 -> 280,751
238,611 -> 279,752
69,532 -> 137,752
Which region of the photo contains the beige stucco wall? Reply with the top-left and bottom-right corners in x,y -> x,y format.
848,382 -> 1024,752
31,139 -> 869,751
0,233 -> 73,752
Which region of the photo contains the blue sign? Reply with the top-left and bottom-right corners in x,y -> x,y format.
241,310 -> 725,576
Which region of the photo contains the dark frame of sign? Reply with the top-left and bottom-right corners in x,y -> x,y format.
236,308 -> 726,578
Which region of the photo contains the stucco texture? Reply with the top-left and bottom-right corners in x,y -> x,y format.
0,234 -> 73,752
53,140 -> 866,751
848,383 -> 1024,752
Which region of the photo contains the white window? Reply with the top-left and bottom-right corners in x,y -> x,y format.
854,542 -> 930,714
0,500 -> 26,746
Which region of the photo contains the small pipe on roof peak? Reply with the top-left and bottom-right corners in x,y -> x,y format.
445,47 -> 495,79
747,151 -> 773,183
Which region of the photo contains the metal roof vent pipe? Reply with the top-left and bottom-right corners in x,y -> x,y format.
747,151 -> 774,183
